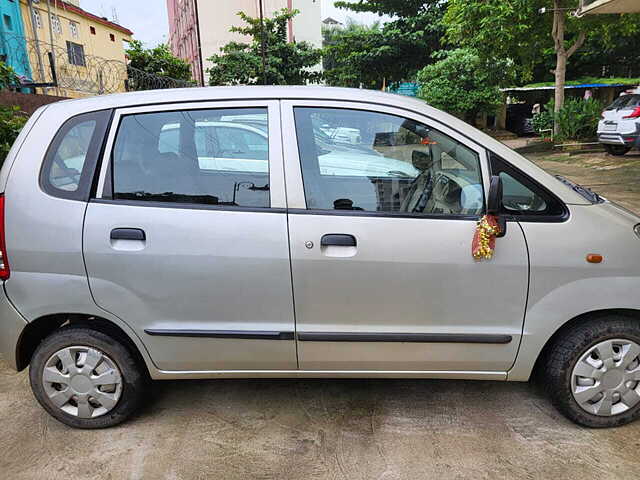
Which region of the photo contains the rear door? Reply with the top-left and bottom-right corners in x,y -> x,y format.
83,101 -> 297,371
283,101 -> 530,373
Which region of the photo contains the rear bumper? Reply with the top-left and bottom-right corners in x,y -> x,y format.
598,124 -> 640,147
0,286 -> 27,371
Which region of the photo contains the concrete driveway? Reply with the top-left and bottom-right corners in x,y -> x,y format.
2,148 -> 640,480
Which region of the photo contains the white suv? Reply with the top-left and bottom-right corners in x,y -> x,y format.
598,93 -> 640,156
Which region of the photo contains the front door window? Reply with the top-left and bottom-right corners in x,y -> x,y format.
294,107 -> 484,216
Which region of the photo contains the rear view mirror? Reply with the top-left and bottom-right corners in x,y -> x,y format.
412,150 -> 433,170
487,175 -> 503,215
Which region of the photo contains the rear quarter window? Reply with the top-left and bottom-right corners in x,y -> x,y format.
40,110 -> 111,201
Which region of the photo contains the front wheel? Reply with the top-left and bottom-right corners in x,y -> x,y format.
604,144 -> 631,156
546,315 -> 640,428
29,326 -> 146,429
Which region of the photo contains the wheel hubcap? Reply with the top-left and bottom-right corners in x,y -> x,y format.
42,346 -> 123,419
571,339 -> 640,417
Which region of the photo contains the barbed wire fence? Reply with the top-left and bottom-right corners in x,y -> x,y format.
0,33 -> 194,97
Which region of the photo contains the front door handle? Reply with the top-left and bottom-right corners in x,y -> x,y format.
321,234 -> 357,247
111,228 -> 146,241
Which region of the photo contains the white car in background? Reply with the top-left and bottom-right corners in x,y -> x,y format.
598,93 -> 640,156
160,121 -> 419,177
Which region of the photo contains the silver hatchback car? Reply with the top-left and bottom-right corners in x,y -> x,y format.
1,87 -> 640,429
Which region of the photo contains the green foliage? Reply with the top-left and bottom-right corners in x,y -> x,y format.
207,9 -> 322,86
329,0 -> 447,86
334,0 -> 431,17
0,106 -> 27,165
416,49 -> 504,122
532,98 -> 602,140
322,21 -> 388,88
126,40 -> 193,81
0,61 -> 19,89
444,0 -> 640,85
532,109 -> 554,138
553,98 -> 603,141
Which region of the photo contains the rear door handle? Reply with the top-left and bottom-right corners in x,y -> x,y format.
321,234 -> 357,247
110,228 -> 146,241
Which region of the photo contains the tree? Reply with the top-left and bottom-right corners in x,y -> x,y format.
416,49 -> 504,124
125,40 -> 193,82
322,20 -> 390,89
206,9 -> 322,86
0,105 -> 27,164
0,61 -> 19,89
332,0 -> 447,86
444,0 -> 639,134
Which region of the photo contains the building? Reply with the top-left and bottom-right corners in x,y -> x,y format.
19,0 -> 133,97
322,17 -> 342,26
167,0 -> 322,86
577,0 -> 640,15
0,0 -> 32,82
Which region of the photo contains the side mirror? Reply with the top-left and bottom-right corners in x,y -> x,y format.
487,175 -> 507,237
487,175 -> 503,215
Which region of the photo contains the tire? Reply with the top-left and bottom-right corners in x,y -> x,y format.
546,314 -> 640,428
604,144 -> 631,156
29,325 -> 146,429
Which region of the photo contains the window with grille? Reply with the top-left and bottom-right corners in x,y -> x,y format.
66,41 -> 86,67
69,21 -> 79,39
51,14 -> 62,35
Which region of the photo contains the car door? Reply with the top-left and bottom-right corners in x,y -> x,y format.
83,100 -> 297,371
282,100 -> 529,373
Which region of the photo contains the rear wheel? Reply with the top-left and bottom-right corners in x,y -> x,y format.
29,326 -> 146,429
546,315 -> 640,428
604,144 -> 631,156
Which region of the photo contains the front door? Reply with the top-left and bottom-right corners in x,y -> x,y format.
83,101 -> 297,371
283,101 -> 529,372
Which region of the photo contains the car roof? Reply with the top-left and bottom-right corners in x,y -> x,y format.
52,86 -> 422,113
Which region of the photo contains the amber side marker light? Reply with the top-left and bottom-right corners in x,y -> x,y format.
586,254 -> 603,264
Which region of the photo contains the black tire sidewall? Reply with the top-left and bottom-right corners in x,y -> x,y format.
604,144 -> 631,156
29,326 -> 145,429
547,316 -> 640,428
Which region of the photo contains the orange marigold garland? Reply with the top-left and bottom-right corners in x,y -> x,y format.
472,215 -> 502,260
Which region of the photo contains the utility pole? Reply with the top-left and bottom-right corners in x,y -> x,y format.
45,0 -> 58,95
27,0 -> 47,92
258,0 -> 267,85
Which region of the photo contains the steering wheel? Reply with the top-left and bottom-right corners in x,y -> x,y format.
400,168 -> 434,213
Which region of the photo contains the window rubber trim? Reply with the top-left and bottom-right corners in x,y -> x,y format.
90,198 -> 286,214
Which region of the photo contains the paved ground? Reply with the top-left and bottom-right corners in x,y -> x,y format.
2,147 -> 640,480
522,146 -> 640,214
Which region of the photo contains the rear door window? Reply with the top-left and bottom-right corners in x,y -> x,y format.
110,108 -> 270,208
41,110 -> 111,200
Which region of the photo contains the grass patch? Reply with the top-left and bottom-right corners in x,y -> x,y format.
521,77 -> 640,89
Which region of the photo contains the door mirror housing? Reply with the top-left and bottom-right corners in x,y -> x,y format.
487,175 -> 503,215
487,175 -> 507,237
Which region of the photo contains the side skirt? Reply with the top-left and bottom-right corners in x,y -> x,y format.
149,369 -> 508,381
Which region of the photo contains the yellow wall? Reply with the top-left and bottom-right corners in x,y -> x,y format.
19,0 -> 132,97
